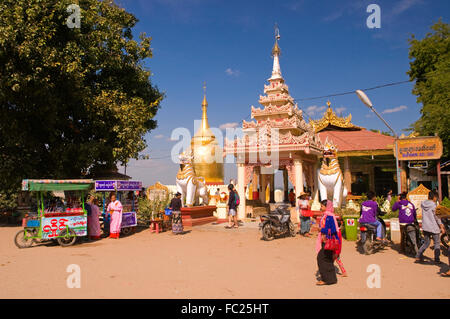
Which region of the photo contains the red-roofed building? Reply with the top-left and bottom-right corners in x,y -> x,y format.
310,103 -> 405,195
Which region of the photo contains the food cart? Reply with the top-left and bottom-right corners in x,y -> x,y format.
94,180 -> 142,236
15,179 -> 94,248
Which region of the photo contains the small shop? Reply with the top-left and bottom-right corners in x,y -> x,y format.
94,180 -> 142,236
15,179 -> 94,248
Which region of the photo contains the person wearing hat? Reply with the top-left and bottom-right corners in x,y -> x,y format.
297,192 -> 311,237
170,192 -> 183,234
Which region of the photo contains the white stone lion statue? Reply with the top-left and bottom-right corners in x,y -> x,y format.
176,151 -> 209,207
318,138 -> 348,208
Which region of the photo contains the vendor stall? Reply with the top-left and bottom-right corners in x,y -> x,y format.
95,180 -> 142,236
15,179 -> 94,248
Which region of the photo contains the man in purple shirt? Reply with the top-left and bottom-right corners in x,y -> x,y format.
392,192 -> 417,224
392,192 -> 418,254
359,191 -> 384,241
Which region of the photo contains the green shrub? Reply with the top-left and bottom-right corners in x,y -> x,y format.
441,197 -> 450,209
0,190 -> 18,212
137,194 -> 171,223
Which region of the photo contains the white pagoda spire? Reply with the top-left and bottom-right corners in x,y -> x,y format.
269,25 -> 282,81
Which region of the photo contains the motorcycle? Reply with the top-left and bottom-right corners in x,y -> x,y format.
441,217 -> 450,249
358,216 -> 388,255
259,204 -> 296,241
400,222 -> 423,257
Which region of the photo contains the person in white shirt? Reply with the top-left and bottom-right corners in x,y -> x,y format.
297,192 -> 311,237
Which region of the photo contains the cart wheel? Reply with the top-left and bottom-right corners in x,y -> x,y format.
14,230 -> 34,248
121,227 -> 133,236
57,229 -> 77,247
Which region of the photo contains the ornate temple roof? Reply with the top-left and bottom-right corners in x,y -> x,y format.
309,101 -> 362,133
311,102 -> 395,156
317,130 -> 395,156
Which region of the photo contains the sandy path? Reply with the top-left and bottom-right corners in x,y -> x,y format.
0,223 -> 449,299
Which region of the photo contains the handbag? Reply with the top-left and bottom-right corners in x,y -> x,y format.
324,229 -> 340,251
301,209 -> 314,217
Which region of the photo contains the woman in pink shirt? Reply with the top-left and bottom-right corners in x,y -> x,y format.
107,193 -> 123,239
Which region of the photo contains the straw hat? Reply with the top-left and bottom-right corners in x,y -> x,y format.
297,191 -> 308,198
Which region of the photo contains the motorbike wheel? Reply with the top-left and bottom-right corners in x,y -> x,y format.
262,223 -> 275,241
121,227 -> 133,236
403,226 -> 418,256
57,229 -> 77,247
14,230 -> 34,249
288,221 -> 296,237
441,233 -> 449,249
363,236 -> 373,255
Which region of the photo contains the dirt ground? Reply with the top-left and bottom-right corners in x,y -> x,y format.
1,222 -> 449,299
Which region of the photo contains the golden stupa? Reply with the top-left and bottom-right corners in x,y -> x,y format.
190,87 -> 224,184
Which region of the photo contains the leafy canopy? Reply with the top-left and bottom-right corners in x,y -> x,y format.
408,19 -> 450,159
0,0 -> 163,206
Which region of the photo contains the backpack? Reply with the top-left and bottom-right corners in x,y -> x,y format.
234,192 -> 240,206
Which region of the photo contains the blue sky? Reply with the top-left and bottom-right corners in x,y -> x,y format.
114,0 -> 449,187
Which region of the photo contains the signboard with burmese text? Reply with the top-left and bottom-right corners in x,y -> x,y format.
407,184 -> 431,219
395,136 -> 443,161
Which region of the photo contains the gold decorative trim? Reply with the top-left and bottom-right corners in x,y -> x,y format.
147,181 -> 169,192
310,102 -> 362,133
407,183 -> 430,197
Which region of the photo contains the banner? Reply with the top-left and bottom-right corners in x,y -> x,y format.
117,181 -> 142,191
395,136 -> 443,161
95,180 -> 116,191
41,215 -> 87,239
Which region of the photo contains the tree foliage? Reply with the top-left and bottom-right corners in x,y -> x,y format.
408,20 -> 450,159
0,0 -> 163,207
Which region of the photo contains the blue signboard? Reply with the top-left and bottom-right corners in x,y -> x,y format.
95,180 -> 116,191
121,212 -> 137,228
117,181 -> 142,191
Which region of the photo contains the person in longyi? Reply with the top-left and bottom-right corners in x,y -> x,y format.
315,199 -> 347,285
170,192 -> 184,235
107,193 -> 123,239
87,195 -> 102,240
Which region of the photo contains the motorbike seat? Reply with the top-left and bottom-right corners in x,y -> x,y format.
360,223 -> 377,231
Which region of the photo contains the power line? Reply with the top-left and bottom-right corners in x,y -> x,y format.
294,80 -> 412,102
240,79 -> 412,123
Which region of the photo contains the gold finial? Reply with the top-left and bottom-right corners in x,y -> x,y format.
272,24 -> 281,56
326,100 -> 331,108
202,81 -> 208,107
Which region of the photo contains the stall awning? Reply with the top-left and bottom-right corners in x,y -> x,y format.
22,179 -> 94,191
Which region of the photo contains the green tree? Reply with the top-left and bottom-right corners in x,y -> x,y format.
0,0 -> 163,208
408,19 -> 450,159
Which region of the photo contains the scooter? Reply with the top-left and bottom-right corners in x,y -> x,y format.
400,222 -> 423,256
259,204 -> 296,241
358,216 -> 388,255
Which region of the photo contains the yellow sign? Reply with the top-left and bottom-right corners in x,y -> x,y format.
395,136 -> 443,161
407,184 -> 431,219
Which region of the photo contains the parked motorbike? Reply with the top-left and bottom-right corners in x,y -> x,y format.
358,216 -> 387,255
400,222 -> 423,257
441,217 -> 450,249
259,205 -> 296,241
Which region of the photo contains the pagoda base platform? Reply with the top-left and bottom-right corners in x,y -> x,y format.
181,206 -> 217,227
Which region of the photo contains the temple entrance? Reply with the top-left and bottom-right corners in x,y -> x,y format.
374,167 -> 396,196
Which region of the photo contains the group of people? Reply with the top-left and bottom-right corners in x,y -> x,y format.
314,189 -> 450,285
165,185 -> 450,283
85,193 -> 124,240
